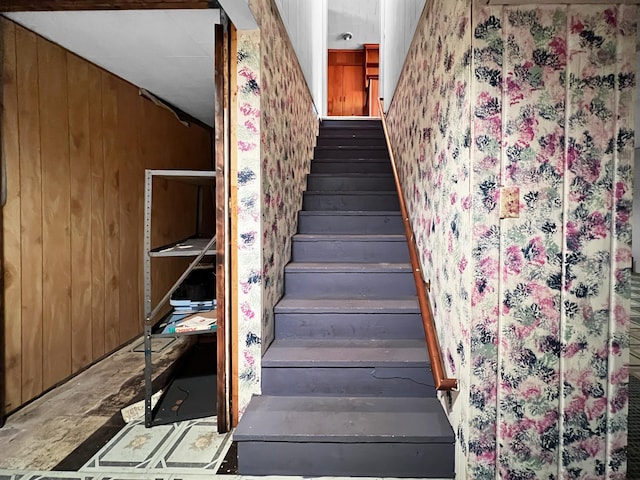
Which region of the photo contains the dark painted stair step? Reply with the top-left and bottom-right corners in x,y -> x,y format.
262,338 -> 429,367
234,395 -> 455,477
274,311 -> 422,341
306,173 -> 395,191
303,191 -> 399,211
311,159 -> 392,174
274,297 -> 423,340
291,234 -> 409,262
275,296 -> 420,314
314,145 -> 389,159
261,338 -> 433,397
284,262 -> 415,297
317,136 -> 386,147
262,365 -> 434,397
297,211 -> 403,234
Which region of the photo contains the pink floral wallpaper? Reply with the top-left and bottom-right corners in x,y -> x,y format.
385,0 -> 473,476
387,1 -> 636,478
234,0 -> 318,414
249,0 -> 318,350
234,29 -> 263,415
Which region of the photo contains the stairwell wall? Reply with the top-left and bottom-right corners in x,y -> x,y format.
234,0 -> 318,416
386,1 -> 636,478
385,0 -> 473,476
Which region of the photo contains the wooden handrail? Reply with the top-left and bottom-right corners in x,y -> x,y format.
378,98 -> 458,391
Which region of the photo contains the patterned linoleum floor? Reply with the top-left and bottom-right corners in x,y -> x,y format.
629,273 -> 640,480
79,416 -> 231,475
631,272 -> 640,379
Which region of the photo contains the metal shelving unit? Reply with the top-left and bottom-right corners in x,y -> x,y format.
143,169 -> 216,427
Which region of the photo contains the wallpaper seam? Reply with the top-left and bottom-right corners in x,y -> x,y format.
495,7 -> 506,479
558,8 -> 571,478
466,6 -> 477,478
604,6 -> 622,475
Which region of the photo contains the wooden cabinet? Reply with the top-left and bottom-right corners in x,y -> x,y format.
328,50 -> 365,116
327,46 -> 380,117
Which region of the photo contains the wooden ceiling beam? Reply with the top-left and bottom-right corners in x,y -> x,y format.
0,0 -> 219,11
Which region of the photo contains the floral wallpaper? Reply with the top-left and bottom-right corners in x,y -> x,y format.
560,6 -> 634,478
234,29 -> 263,416
234,0 -> 318,415
386,0 -> 473,477
250,0 -> 318,352
387,1 -> 636,479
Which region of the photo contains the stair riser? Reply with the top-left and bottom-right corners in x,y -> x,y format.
314,147 -> 388,159
284,271 -> 416,297
262,367 -> 434,397
310,161 -> 392,174
237,442 -> 455,478
303,193 -> 400,211
292,239 -> 409,263
275,313 -> 424,339
320,120 -> 382,129
318,130 -> 384,140
306,174 -> 395,191
317,136 -> 386,147
298,213 -> 404,234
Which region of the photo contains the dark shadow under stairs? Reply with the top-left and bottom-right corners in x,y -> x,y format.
234,119 -> 455,478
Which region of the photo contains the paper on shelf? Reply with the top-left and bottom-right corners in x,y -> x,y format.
171,312 -> 217,333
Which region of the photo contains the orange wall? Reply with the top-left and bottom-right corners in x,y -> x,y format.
2,18 -> 213,412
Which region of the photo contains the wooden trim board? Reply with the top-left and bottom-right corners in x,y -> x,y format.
229,22 -> 240,430
215,18 -> 230,434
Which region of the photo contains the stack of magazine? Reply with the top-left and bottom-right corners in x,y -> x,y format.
163,267 -> 217,334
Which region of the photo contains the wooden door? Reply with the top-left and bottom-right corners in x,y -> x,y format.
328,64 -> 345,115
342,65 -> 365,116
328,50 -> 365,116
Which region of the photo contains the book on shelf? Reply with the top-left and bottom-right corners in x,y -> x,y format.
163,309 -> 217,334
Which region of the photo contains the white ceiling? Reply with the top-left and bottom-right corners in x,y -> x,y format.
4,9 -> 220,127
327,0 -> 380,50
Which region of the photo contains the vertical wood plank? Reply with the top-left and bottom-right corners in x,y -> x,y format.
88,63 -> 105,360
38,37 -> 71,389
2,18 -> 22,411
5,21 -> 216,411
215,22 -> 229,432
117,79 -> 139,343
67,53 -> 92,370
16,26 -> 43,401
102,72 -> 120,353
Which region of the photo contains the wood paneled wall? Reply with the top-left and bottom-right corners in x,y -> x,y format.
1,18 -> 213,413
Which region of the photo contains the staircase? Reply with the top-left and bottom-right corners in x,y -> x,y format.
234,118 -> 455,478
